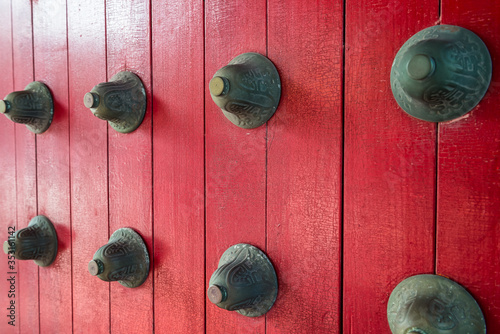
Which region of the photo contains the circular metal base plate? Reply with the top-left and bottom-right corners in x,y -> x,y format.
211,53 -> 281,129
391,25 -> 492,122
25,82 -> 54,134
108,228 -> 150,288
29,215 -> 58,267
388,274 -> 486,334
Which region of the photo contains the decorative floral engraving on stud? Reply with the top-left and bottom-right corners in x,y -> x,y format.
387,275 -> 486,334
89,228 -> 149,288
85,71 -> 146,133
210,53 -> 281,129
0,82 -> 54,133
391,25 -> 491,122
208,243 -> 278,317
4,215 -> 58,267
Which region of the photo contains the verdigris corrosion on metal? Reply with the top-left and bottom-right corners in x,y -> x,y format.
3,215 -> 58,267
84,71 -> 146,133
0,81 -> 54,134
387,274 -> 486,334
88,228 -> 150,288
208,243 -> 278,317
391,25 -> 492,122
209,53 -> 281,129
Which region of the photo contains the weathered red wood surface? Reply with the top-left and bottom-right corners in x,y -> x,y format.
266,1 -> 343,332
343,0 -> 438,332
1,1 -> 500,333
205,1 -> 267,333
106,0 -> 153,332
67,0 -> 109,333
437,1 -> 500,332
0,1 -> 16,333
32,1 -> 72,332
11,1 -> 38,333
152,1 -> 205,333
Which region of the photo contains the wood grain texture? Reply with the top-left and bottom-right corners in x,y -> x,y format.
205,0 -> 267,332
32,1 -> 72,332
152,1 -> 205,333
3,1 -> 500,332
67,0 -> 109,333
11,1 -> 38,333
0,1 -> 16,333
106,0 -> 153,332
438,1 -> 500,331
343,0 -> 438,332
266,1 -> 343,332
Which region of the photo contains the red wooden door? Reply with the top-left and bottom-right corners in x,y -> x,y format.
0,0 -> 499,333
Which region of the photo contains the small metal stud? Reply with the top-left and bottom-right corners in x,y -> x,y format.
209,53 -> 281,129
3,215 -> 58,267
88,228 -> 150,288
208,243 -> 278,317
0,82 -> 54,134
84,71 -> 146,133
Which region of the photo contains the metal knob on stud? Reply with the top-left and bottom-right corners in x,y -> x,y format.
84,71 -> 146,133
3,215 -> 58,267
391,25 -> 492,122
387,274 -> 486,334
209,52 -> 281,129
0,82 -> 54,134
207,243 -> 278,317
88,228 -> 149,288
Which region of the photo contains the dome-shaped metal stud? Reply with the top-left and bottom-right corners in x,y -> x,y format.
84,71 -> 146,133
208,243 -> 278,317
391,25 -> 492,122
209,53 -> 281,129
88,228 -> 149,288
387,274 -> 486,334
0,82 -> 54,134
3,215 -> 58,267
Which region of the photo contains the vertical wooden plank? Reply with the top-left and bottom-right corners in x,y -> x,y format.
344,0 -> 438,332
32,0 -> 72,332
68,0 -> 109,333
0,1 -> 16,333
438,1 -> 500,331
106,0 -> 153,332
11,1 -> 38,333
33,0 -> 72,333
266,1 -> 343,332
205,1 -> 267,333
152,1 -> 205,333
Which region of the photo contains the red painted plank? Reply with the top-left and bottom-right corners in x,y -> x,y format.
205,1 -> 267,332
438,1 -> 500,331
67,0 -> 109,332
11,1 -> 38,333
152,1 -> 205,333
343,0 -> 438,332
266,1 -> 343,332
32,1 -> 72,332
0,1 -> 16,333
106,0 -> 153,332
